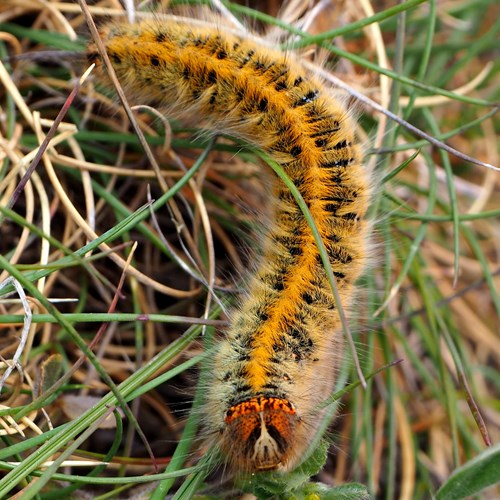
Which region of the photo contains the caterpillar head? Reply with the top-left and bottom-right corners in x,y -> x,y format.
220,396 -> 300,471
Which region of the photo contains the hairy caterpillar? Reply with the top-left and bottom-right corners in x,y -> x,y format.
87,17 -> 370,473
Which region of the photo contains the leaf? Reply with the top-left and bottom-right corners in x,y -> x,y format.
239,442 -> 370,499
436,444 -> 500,500
294,482 -> 370,500
39,354 -> 64,395
59,395 -> 124,429
241,441 -> 329,499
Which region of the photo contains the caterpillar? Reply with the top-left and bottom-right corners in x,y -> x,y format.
87,16 -> 371,473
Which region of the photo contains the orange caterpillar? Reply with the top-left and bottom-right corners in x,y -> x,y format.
88,18 -> 370,473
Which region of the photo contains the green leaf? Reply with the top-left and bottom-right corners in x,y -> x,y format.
436,444 -> 500,500
299,482 -> 370,500
326,483 -> 370,499
241,442 -> 328,499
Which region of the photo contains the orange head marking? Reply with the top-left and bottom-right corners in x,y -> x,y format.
221,396 -> 298,472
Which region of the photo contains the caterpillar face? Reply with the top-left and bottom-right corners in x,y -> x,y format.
222,397 -> 299,471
